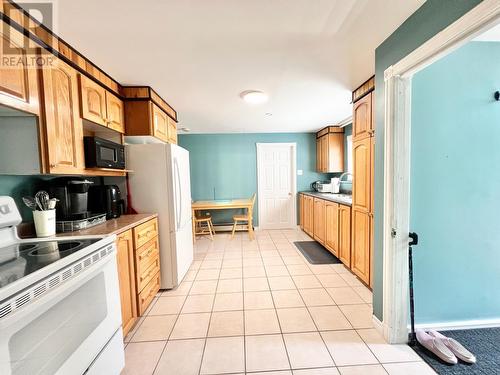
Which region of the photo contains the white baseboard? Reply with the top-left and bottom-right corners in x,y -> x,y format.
373,315 -> 384,335
413,318 -> 500,332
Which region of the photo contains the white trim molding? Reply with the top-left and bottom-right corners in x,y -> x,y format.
381,0 -> 500,344
414,318 -> 500,332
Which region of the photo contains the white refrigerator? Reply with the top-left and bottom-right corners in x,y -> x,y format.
125,143 -> 193,289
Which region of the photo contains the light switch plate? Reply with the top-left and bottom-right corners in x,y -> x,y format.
297,170 -> 303,176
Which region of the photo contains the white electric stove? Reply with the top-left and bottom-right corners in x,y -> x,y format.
0,196 -> 124,375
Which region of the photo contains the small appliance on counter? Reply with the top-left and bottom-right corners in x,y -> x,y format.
311,180 -> 333,193
48,178 -> 106,233
84,136 -> 126,170
331,177 -> 340,193
89,185 -> 125,220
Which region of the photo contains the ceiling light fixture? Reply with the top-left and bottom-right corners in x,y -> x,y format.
180,127 -> 190,132
240,90 -> 268,104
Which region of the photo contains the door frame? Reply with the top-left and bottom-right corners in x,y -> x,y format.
256,142 -> 297,230
381,0 -> 500,343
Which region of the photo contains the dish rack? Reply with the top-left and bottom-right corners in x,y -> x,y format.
56,213 -> 106,233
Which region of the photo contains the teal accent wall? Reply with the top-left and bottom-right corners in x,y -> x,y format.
179,133 -> 333,226
410,42 -> 500,323
373,0 -> 483,320
0,175 -> 54,222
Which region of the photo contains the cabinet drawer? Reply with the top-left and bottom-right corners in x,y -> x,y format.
133,218 -> 158,248
137,271 -> 160,315
137,255 -> 160,292
136,237 -> 160,278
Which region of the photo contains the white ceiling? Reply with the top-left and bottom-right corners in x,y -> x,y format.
50,0 -> 425,133
474,22 -> 500,42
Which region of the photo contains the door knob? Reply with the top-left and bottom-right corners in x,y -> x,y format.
288,192 -> 292,196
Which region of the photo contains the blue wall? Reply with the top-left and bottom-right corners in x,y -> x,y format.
179,133 -> 333,226
410,42 -> 500,323
373,0 -> 483,320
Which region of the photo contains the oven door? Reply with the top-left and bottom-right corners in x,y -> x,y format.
0,250 -> 123,375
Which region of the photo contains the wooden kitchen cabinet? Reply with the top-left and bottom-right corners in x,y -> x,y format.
79,74 -> 125,133
125,100 -> 178,144
106,90 -> 125,133
299,194 -> 305,229
79,74 -> 107,126
351,208 -> 370,284
353,92 -> 373,141
40,57 -> 84,174
0,22 -> 40,115
313,198 -> 326,245
116,230 -> 137,336
325,201 -> 339,256
302,195 -> 314,237
353,137 -> 372,213
167,116 -> 178,144
316,127 -> 344,173
339,204 -> 351,267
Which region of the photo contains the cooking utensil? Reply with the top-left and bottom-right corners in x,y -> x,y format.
22,196 -> 37,211
48,198 -> 58,210
35,191 -> 50,211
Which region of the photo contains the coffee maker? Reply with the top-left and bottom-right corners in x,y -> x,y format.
49,178 -> 94,220
88,185 -> 125,219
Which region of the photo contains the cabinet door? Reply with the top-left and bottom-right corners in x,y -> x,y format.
339,205 -> 351,267
79,74 -> 107,126
304,196 -> 313,236
41,58 -> 84,174
353,137 -> 371,212
325,202 -> 339,256
353,92 -> 372,141
152,104 -> 169,142
105,91 -> 125,133
299,194 -> 304,229
316,138 -> 322,172
0,24 -> 39,114
116,230 -> 137,336
313,198 -> 325,244
351,208 -> 370,284
167,117 -> 177,144
326,133 -> 344,173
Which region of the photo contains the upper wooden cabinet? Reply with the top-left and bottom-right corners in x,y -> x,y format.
316,127 -> 344,173
106,91 -> 125,133
125,100 -> 178,144
353,92 -> 373,141
79,75 -> 125,133
40,57 -> 84,174
0,22 -> 40,115
313,198 -> 326,245
352,136 -> 371,213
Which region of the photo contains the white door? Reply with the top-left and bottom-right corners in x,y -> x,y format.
257,143 -> 296,229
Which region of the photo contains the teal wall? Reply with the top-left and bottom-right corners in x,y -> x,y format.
0,175 -> 53,222
179,133 -> 333,226
373,0 -> 483,320
410,42 -> 500,323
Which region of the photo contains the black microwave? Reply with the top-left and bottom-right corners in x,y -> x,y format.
84,137 -> 126,170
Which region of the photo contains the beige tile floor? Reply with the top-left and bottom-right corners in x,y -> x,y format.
122,228 -> 435,375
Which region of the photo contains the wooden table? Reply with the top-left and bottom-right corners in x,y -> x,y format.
191,198 -> 254,241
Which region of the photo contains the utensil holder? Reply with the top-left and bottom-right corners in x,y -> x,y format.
33,209 -> 56,237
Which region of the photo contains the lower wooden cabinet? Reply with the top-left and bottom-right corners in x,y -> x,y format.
300,194 -> 354,281
299,194 -> 305,229
351,208 -> 370,284
339,205 -> 352,267
313,198 -> 326,244
325,202 -> 339,257
116,230 -> 137,336
115,217 -> 160,336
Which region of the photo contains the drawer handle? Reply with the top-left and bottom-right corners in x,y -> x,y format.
139,247 -> 155,260
138,230 -> 154,239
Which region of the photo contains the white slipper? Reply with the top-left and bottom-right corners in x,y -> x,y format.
416,329 -> 458,364
428,330 -> 477,364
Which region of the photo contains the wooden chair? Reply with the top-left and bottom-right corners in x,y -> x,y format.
194,211 -> 215,240
231,193 -> 256,240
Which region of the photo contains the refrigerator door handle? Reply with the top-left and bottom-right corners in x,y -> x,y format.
174,158 -> 182,230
